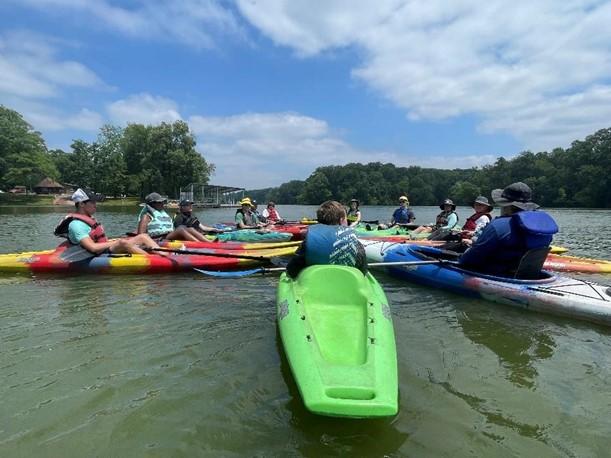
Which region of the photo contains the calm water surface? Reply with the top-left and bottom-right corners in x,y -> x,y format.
0,205 -> 610,457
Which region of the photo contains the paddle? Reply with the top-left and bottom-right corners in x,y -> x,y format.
144,247 -> 281,261
194,259 -> 458,278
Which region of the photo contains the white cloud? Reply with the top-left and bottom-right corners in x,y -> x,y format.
236,0 -> 611,150
0,30 -> 102,99
107,93 -> 182,125
17,0 -> 245,49
190,111 -> 494,188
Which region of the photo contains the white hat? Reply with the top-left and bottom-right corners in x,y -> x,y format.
72,188 -> 98,203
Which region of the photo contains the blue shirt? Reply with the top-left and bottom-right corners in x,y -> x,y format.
391,207 -> 415,224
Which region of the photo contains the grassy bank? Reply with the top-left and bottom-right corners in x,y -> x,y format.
0,194 -> 141,207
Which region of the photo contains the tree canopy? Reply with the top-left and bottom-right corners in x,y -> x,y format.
0,105 -> 214,197
248,127 -> 611,208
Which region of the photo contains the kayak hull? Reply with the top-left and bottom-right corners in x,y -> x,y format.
544,253 -> 611,274
277,265 -> 398,418
362,240 -> 611,326
0,245 -> 297,274
161,239 -> 301,251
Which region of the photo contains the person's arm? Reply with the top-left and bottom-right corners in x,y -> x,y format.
439,213 -> 458,230
390,209 -> 398,226
286,240 -> 307,278
137,214 -> 151,234
79,236 -> 119,254
459,224 -> 499,266
408,210 -> 416,223
350,211 -> 362,227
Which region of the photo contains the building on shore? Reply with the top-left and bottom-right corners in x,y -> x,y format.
179,184 -> 245,208
34,178 -> 65,194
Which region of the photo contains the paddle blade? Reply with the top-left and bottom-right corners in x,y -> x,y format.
194,267 -> 265,278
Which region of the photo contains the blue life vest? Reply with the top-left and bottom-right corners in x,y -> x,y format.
305,224 -> 361,267
139,205 -> 174,237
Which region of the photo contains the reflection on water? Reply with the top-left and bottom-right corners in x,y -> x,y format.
0,207 -> 610,456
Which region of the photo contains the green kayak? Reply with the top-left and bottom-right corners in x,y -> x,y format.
208,230 -> 292,243
276,265 -> 398,418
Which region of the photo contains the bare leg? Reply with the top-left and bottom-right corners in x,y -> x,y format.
186,227 -> 209,241
164,227 -> 199,241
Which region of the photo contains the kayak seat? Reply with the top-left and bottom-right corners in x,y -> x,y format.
298,266 -> 369,365
512,247 -> 551,280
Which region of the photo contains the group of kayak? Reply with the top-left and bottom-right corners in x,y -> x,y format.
1,184 -> 610,419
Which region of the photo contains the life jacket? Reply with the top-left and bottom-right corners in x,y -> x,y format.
304,224 -> 360,267
235,208 -> 256,226
139,205 -> 174,237
173,211 -> 200,229
462,212 -> 491,231
435,210 -> 458,229
54,213 -> 107,244
346,209 -> 360,224
266,207 -> 280,222
487,211 -> 558,272
393,207 -> 414,224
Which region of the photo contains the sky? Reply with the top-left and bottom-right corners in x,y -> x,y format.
2,1 -> 611,189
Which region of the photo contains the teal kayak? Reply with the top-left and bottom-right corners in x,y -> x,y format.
276,265 -> 398,418
213,230 -> 292,242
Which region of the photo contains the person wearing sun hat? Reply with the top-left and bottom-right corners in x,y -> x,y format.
412,198 -> 459,235
137,192 -> 200,241
346,198 -> 362,227
458,182 -> 558,277
390,195 -> 415,227
54,188 -> 160,258
460,195 -> 494,242
235,197 -> 265,229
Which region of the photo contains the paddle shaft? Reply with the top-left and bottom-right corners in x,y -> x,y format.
146,247 -> 276,261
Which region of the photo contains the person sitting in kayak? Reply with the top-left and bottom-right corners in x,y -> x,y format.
412,199 -> 459,235
458,182 -> 558,277
286,200 -> 367,278
461,196 -> 493,244
55,188 -> 160,257
235,198 -> 267,229
172,199 -> 222,241
346,198 -> 362,227
137,192 -> 200,241
262,201 -> 283,224
388,195 -> 415,228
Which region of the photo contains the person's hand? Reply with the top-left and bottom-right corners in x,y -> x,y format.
462,238 -> 473,247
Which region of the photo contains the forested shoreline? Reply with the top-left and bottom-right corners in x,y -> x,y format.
249,130 -> 611,208
0,106 -> 213,199
1,105 -> 609,208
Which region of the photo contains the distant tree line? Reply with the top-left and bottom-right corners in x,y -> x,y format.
249,128 -> 611,208
0,105 -> 213,198
2,105 -> 609,207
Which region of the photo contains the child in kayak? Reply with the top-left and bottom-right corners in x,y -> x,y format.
262,201 -> 283,224
346,198 -> 362,227
54,188 -> 160,258
137,192 -> 200,241
286,200 -> 367,278
458,182 -> 558,277
172,199 -> 223,240
461,196 -> 493,244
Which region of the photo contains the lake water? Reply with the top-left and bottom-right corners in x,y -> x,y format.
0,205 -> 610,457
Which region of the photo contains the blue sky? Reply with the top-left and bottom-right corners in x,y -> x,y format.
2,1 -> 611,189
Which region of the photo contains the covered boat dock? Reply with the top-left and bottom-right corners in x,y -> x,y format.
179,184 -> 245,207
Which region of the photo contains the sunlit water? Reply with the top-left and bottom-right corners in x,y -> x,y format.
0,205 -> 610,456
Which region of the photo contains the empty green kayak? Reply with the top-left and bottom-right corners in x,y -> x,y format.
276,265 -> 398,418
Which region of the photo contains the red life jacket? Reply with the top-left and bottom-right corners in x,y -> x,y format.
267,207 -> 280,222
462,212 -> 491,231
54,213 -> 108,243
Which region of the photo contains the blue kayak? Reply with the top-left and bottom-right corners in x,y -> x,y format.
360,240 -> 611,326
